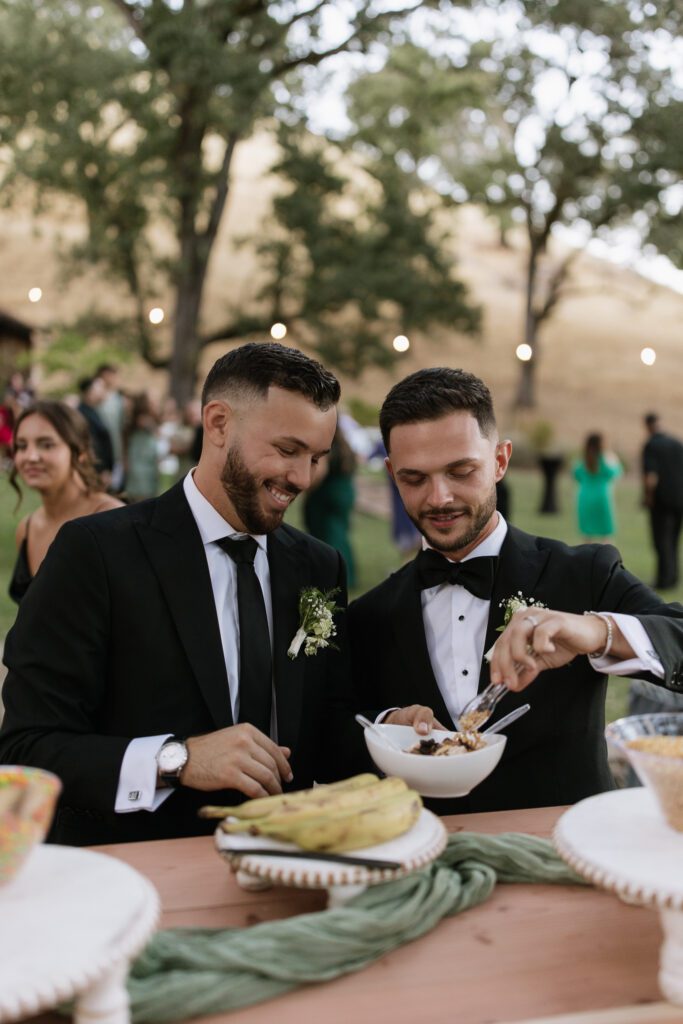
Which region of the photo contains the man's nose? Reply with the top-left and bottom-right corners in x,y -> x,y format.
427,476 -> 453,506
286,457 -> 314,492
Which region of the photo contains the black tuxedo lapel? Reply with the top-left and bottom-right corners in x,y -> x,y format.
391,563 -> 454,728
478,526 -> 551,692
268,528 -> 308,751
135,482 -> 233,730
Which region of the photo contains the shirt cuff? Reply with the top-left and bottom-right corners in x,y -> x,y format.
115,734 -> 175,813
375,708 -> 399,723
589,613 -> 664,679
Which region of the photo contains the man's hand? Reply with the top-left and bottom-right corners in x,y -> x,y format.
385,705 -> 449,735
181,724 -> 292,798
489,608 -> 630,691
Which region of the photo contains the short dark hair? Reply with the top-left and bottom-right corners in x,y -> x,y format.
78,376 -> 95,395
201,342 -> 340,410
644,412 -> 659,429
380,367 -> 496,451
95,363 -> 117,376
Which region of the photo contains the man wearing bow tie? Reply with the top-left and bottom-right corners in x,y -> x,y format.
348,367 -> 683,813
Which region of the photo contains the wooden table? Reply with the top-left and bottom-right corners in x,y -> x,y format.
84,804 -> 683,1024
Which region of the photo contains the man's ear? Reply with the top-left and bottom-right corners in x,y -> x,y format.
385,456 -> 395,483
495,439 -> 512,481
202,400 -> 231,447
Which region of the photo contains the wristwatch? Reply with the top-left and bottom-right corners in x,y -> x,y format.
156,736 -> 189,788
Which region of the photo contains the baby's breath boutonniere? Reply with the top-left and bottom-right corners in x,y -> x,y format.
484,591 -> 548,662
287,587 -> 341,659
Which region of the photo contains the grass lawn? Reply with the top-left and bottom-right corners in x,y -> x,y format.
1,464 -> 679,723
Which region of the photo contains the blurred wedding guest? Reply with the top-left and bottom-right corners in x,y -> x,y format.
95,364 -> 126,491
304,425 -> 357,587
572,433 -> 622,542
642,413 -> 683,590
77,376 -> 114,481
8,401 -> 123,603
6,371 -> 35,411
125,394 -> 161,502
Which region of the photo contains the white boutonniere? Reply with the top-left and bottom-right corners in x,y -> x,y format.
287,587 -> 341,659
484,591 -> 548,662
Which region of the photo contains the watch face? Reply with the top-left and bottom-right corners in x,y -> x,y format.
157,741 -> 187,774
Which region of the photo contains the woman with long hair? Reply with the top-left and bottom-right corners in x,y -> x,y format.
9,400 -> 123,603
573,432 -> 623,542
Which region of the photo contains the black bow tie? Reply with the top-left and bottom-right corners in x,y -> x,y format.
415,549 -> 498,600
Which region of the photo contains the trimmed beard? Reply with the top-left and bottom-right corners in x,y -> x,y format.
410,484 -> 498,556
220,442 -> 298,535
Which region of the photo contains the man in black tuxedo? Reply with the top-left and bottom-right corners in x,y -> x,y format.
349,368 -> 683,813
642,412 -> 683,590
0,343 -> 362,845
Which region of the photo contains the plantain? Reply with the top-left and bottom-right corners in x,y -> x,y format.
199,772 -> 379,821
281,788 -> 423,853
220,776 -> 408,835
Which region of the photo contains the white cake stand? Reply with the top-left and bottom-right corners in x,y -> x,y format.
554,787 -> 683,1006
0,844 -> 159,1024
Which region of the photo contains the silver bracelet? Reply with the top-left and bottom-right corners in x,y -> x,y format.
584,611 -> 613,659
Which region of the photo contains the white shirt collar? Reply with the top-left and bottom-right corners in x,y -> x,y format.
422,512 -> 508,561
183,470 -> 268,552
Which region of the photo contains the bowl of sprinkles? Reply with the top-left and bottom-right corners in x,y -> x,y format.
0,766 -> 61,884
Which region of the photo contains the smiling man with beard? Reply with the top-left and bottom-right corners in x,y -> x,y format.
348,367 -> 683,814
0,343 -> 364,845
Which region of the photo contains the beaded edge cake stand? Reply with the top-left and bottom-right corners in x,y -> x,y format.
0,844 -> 159,1024
554,787 -> 683,1007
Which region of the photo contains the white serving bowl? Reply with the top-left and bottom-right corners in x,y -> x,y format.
363,725 -> 507,799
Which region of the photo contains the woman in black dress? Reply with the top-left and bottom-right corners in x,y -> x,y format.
9,401 -> 123,603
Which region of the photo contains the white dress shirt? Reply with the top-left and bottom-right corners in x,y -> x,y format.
115,471 -> 274,814
382,514 -> 663,725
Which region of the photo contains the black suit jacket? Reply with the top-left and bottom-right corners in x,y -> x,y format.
0,482 -> 360,845
348,526 -> 683,814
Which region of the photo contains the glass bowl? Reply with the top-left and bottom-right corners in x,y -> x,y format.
0,766 -> 61,884
605,713 -> 683,832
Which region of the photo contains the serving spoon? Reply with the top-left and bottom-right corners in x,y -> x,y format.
354,713 -> 405,751
481,703 -> 531,735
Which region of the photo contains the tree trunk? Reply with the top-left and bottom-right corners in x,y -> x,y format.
515,239 -> 540,409
169,271 -> 205,406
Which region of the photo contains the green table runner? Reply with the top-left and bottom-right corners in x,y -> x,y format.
127,831 -> 585,1021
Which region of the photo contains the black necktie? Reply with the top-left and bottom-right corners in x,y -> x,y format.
217,536 -> 272,736
414,549 -> 498,600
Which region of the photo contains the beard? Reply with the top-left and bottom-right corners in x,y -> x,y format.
220,442 -> 299,535
410,484 -> 498,556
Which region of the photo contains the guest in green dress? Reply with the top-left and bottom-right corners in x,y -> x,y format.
573,433 -> 623,541
304,426 -> 357,586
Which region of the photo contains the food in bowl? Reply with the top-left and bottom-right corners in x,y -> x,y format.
605,713 -> 683,833
0,766 -> 61,884
626,736 -> 683,831
409,730 -> 486,756
364,723 -> 506,798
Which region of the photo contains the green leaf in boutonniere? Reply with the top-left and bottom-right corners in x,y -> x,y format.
484,592 -> 548,662
287,587 -> 341,659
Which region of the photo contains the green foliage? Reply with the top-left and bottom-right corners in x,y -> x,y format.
344,5 -> 683,405
0,0 -> 449,399
31,324 -> 134,393
254,124 -> 480,376
347,397 -> 380,429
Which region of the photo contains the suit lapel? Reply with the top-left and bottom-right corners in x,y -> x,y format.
391,563 -> 455,728
479,525 -> 551,692
135,482 -> 233,730
268,528 -> 307,751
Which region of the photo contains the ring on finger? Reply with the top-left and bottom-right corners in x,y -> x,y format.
523,615 -> 539,627
525,643 -> 536,657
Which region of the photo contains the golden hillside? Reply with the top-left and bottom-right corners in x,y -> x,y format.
1,135 -> 681,463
